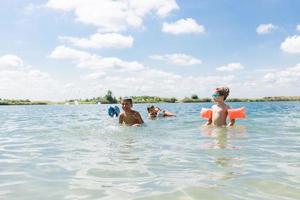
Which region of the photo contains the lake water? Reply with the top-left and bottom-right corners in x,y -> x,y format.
0,102 -> 299,200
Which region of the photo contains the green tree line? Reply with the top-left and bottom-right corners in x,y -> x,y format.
1,92 -> 300,105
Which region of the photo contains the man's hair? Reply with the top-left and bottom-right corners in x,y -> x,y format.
216,87 -> 230,100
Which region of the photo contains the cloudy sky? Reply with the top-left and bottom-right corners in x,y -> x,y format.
1,0 -> 300,101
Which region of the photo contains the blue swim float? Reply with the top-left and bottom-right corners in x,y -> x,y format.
108,106 -> 120,117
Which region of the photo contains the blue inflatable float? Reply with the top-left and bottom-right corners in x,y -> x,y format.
108,106 -> 120,117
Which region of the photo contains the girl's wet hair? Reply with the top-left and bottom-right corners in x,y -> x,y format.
147,105 -> 155,112
215,87 -> 230,100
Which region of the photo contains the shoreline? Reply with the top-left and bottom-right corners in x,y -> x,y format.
1,96 -> 300,106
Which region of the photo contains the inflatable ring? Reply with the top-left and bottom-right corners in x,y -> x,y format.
228,107 -> 246,120
200,107 -> 246,120
200,108 -> 212,119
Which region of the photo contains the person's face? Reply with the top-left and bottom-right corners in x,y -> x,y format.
121,100 -> 132,111
212,91 -> 224,103
148,107 -> 157,116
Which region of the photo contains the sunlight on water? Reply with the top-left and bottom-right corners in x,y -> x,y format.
0,102 -> 300,200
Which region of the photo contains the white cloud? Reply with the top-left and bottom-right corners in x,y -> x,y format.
59,33 -> 134,49
81,68 -> 235,98
0,54 -> 112,101
3,55 -> 300,101
0,55 -> 64,100
0,55 -> 24,71
229,63 -> 300,97
0,54 -> 230,100
281,35 -> 300,54
150,53 -> 202,66
264,63 -> 300,85
81,72 -> 106,81
256,23 -> 277,34
297,24 -> 300,32
162,18 -> 205,35
217,63 -> 244,71
46,0 -> 179,32
50,46 -> 144,71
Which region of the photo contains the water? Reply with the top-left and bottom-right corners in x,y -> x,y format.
0,102 -> 299,200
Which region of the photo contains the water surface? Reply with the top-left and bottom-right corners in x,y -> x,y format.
0,102 -> 299,200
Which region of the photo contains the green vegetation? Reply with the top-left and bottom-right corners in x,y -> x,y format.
227,96 -> 300,102
0,99 -> 49,105
181,96 -> 212,103
191,94 -> 199,100
103,90 -> 118,104
66,90 -> 118,104
1,94 -> 300,106
179,95 -> 300,103
131,96 -> 177,103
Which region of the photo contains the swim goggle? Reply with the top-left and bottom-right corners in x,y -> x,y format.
212,93 -> 221,98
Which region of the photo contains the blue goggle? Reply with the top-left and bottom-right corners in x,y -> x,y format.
212,93 -> 221,98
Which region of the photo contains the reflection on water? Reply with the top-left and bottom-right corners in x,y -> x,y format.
199,125 -> 247,184
0,102 -> 300,200
200,125 -> 246,149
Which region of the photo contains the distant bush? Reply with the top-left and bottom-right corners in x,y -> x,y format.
0,99 -> 49,105
191,94 -> 199,100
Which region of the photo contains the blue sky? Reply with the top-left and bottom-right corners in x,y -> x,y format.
0,0 -> 300,100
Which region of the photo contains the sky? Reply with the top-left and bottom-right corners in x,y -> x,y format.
0,0 -> 300,101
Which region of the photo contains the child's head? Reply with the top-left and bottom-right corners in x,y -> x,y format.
212,86 -> 230,102
121,97 -> 133,111
147,105 -> 155,113
147,105 -> 157,117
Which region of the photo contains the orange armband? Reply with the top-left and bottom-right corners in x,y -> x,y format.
200,108 -> 212,119
227,107 -> 246,120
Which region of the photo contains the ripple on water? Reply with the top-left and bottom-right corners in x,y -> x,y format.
0,103 -> 300,199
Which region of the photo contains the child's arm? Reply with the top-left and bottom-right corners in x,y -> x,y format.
204,106 -> 213,126
226,105 -> 235,127
227,119 -> 235,127
204,118 -> 212,126
164,111 -> 176,117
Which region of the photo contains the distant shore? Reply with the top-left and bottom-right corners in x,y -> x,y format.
1,96 -> 300,106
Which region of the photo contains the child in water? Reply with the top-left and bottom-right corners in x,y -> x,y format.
119,97 -> 144,126
205,87 -> 235,127
147,105 -> 176,118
